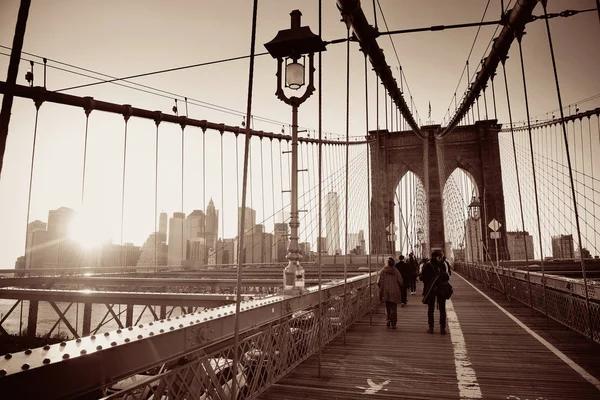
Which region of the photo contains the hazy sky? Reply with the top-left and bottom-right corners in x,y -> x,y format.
0,0 -> 599,267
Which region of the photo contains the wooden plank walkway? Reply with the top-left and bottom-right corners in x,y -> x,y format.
260,272 -> 600,400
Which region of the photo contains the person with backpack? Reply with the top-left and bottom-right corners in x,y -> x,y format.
378,256 -> 403,329
421,250 -> 451,335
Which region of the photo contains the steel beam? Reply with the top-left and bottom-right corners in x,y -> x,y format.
336,0 -> 424,138
0,273 -> 377,400
0,82 -> 368,146
439,0 -> 539,137
0,288 -> 245,308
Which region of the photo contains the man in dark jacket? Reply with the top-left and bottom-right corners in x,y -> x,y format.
407,252 -> 419,294
421,250 -> 450,335
395,255 -> 411,306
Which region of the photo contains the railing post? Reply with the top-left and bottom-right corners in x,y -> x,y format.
26,300 -> 38,339
82,303 -> 92,336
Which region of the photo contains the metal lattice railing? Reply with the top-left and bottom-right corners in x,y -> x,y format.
454,262 -> 600,344
100,284 -> 374,400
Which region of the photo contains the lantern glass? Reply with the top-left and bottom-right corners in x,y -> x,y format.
285,58 -> 305,90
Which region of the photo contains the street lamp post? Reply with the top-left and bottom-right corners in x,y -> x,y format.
265,10 -> 326,294
468,196 -> 482,264
416,228 -> 424,259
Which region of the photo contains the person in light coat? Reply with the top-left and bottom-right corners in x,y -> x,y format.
378,256 -> 404,329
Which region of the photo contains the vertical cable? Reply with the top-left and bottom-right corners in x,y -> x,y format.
181,126 -> 185,265
483,85 -> 489,120
501,60 -> 533,309
317,0 -> 324,373
491,72 -> 498,120
343,24 -> 350,345
517,37 -> 548,325
154,120 -> 160,268
203,129 -> 206,264
23,104 -> 41,271
542,2 -> 593,338
221,133 -> 225,265
363,53 -> 372,326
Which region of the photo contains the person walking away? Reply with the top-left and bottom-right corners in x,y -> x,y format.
378,256 -> 403,329
394,255 -> 411,306
407,252 -> 419,294
422,251 -> 450,335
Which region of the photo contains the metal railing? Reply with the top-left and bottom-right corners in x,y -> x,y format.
454,261 -> 599,344
0,272 -> 378,399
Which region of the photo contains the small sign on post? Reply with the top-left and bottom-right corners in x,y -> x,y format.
488,218 -> 502,270
488,218 -> 501,232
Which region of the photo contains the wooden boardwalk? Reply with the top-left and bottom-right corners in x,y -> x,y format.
260,272 -> 600,400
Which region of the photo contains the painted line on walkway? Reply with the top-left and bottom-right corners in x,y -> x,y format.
447,299 -> 483,399
456,272 -> 600,392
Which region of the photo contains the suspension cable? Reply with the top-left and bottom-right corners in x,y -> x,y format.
232,0 -> 258,395
317,0 -> 324,375
542,1 -> 593,339
120,114 -> 129,265
517,35 -> 549,326
154,120 -> 160,268
23,102 -> 41,270
501,59 -> 533,308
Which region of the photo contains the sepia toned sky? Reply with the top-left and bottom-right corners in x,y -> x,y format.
0,0 -> 599,267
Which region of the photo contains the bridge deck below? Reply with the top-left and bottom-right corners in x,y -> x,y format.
260,273 -> 600,400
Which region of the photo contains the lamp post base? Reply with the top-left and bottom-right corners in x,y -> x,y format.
283,262 -> 305,295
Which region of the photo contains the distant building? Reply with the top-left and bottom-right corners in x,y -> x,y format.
158,212 -> 168,242
317,237 -> 328,255
552,234 -> 574,259
185,237 -> 207,267
273,222 -> 289,262
299,242 -> 312,261
205,199 -> 219,247
215,238 -> 236,265
45,207 -> 77,267
168,212 -> 186,266
238,206 -> 256,235
241,224 -> 273,264
506,231 -> 534,260
25,220 -> 47,269
101,243 -> 140,267
137,232 -> 168,266
325,192 -> 341,255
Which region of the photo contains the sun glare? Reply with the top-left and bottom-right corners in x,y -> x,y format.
68,211 -> 111,250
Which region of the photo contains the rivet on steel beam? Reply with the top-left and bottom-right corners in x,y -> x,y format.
117,329 -> 122,333
203,318 -> 207,321
96,345 -> 102,350
91,335 -> 96,340
111,342 -> 117,346
159,329 -> 164,333
170,327 -> 174,331
189,321 -> 193,325
21,363 -> 30,370
179,324 -> 183,328
137,335 -> 143,339
149,332 -> 154,336
24,349 -> 32,355
218,314 -> 221,317
43,358 -> 51,364
0,370 -> 5,376
76,338 -> 82,343
80,350 -> 87,355
60,342 -> 66,347
139,324 -> 143,328
167,318 -> 171,322
4,353 -> 12,359
62,354 -> 70,360
176,316 -> 179,319
209,316 -> 213,320
43,345 -> 50,350
149,322 -> 153,326
128,327 -> 133,331
104,332 -> 110,336
124,338 -> 130,343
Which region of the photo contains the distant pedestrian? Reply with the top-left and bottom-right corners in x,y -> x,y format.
422,250 -> 450,335
407,252 -> 419,294
378,256 -> 403,329
394,255 -> 411,306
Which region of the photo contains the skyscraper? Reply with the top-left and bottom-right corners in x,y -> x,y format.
205,199 -> 219,239
273,222 -> 289,262
325,191 -> 341,255
158,211 -> 168,242
552,234 -> 574,259
506,231 -> 534,260
25,220 -> 46,269
167,212 -> 185,267
46,207 -> 76,267
238,206 -> 256,235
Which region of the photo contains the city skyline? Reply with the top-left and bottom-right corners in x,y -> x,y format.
1,1 -> 599,268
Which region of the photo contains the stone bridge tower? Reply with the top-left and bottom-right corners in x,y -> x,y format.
369,120 -> 508,261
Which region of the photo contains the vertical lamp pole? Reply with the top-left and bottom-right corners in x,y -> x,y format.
468,196 -> 482,265
265,10 -> 326,294
416,228 -> 424,259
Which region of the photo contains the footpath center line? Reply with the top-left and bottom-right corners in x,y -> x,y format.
455,272 -> 600,392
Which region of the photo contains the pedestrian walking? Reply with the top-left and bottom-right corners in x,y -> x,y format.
378,256 -> 403,329
407,252 -> 419,294
421,250 -> 450,335
394,255 -> 411,306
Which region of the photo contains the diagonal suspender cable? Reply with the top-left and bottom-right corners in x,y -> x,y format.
120,110 -> 130,265
364,52 -> 373,326
181,125 -> 185,264
232,0 -> 258,396
23,103 -> 41,271
516,35 -> 549,326
342,24 -> 350,345
501,59 -> 534,310
541,0 -> 593,339
154,118 -> 160,268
